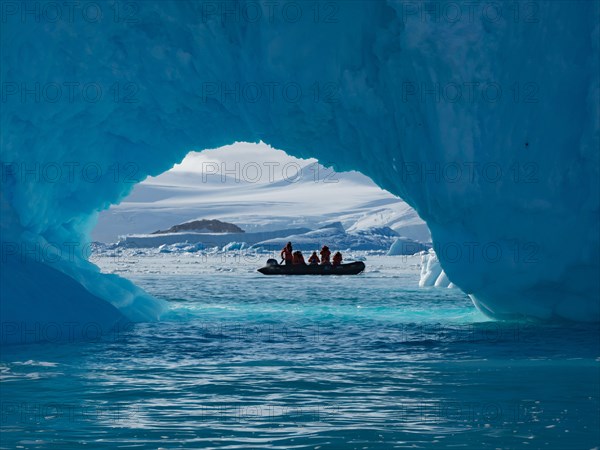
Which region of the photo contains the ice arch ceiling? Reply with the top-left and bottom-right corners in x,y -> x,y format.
1,0 -> 598,330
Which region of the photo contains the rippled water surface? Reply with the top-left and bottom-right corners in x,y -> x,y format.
1,254 -> 599,449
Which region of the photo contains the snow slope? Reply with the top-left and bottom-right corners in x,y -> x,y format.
92,142 -> 428,243
253,222 -> 427,252
1,1 -> 598,328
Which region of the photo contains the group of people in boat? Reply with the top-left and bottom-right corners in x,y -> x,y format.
280,242 -> 343,267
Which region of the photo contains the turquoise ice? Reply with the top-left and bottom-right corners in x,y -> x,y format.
1,1 -> 599,338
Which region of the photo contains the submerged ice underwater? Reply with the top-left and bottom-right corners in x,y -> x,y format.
1,0 -> 599,449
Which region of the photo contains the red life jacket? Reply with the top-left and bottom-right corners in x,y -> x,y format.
281,247 -> 293,261
320,248 -> 331,263
332,253 -> 342,266
293,252 -> 306,265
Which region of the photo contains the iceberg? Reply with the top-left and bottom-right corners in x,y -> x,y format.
419,249 -> 454,289
1,0 -> 598,334
119,228 -> 311,248
0,255 -> 127,344
387,237 -> 430,256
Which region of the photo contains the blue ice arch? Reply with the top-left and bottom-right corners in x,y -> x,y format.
1,0 -> 598,336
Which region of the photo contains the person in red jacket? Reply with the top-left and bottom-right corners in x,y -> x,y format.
332,251 -> 343,267
292,250 -> 306,265
281,242 -> 293,265
320,245 -> 331,265
308,251 -> 320,265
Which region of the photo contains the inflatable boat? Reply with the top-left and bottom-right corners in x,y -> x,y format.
258,259 -> 365,275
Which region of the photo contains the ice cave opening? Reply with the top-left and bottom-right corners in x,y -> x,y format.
2,0 -> 599,346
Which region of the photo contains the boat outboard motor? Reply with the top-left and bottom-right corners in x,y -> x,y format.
266,258 -> 279,266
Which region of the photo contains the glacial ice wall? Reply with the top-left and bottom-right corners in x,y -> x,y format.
1,0 -> 598,326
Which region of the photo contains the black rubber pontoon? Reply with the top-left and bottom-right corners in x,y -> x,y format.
258,260 -> 365,275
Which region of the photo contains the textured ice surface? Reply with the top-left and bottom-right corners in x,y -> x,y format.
1,1 -> 598,326
0,255 -> 127,344
419,249 -> 454,289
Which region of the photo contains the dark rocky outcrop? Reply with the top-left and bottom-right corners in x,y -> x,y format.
153,219 -> 244,234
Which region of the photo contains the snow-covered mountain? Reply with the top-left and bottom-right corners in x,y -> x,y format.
92,142 -> 430,244
253,222 -> 424,252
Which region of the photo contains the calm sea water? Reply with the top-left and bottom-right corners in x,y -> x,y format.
1,254 -> 599,449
